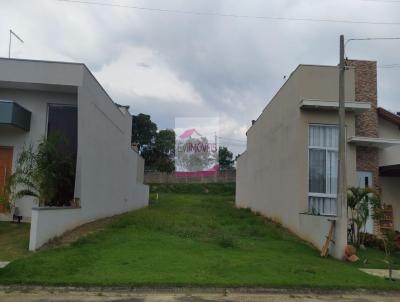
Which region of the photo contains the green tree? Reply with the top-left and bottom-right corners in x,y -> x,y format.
154,129 -> 175,172
131,114 -> 176,172
136,125 -> 176,172
347,187 -> 381,247
381,230 -> 398,281
155,129 -> 175,156
131,114 -> 157,150
155,152 -> 175,173
218,146 -> 234,170
6,134 -> 75,207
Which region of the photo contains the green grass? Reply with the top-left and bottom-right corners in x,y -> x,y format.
0,186 -> 399,289
0,222 -> 30,261
149,182 -> 236,195
352,246 -> 400,270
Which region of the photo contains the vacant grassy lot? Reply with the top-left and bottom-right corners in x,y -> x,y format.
0,222 -> 30,261
0,184 -> 399,289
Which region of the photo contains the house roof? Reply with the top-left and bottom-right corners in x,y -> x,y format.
377,107 -> 400,127
0,57 -> 130,114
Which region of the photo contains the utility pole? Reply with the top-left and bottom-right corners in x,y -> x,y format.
337,35 -> 346,217
335,34 -> 347,258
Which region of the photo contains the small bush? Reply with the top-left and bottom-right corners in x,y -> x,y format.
362,231 -> 400,251
362,232 -> 383,249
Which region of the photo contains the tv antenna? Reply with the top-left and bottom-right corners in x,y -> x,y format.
8,30 -> 24,58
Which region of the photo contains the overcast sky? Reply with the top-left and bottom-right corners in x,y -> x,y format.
1,0 -> 400,155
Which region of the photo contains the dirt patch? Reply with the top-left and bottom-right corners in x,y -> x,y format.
40,214 -> 125,250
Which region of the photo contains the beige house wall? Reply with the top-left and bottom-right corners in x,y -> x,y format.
378,117 -> 400,231
380,177 -> 400,231
236,65 -> 357,259
378,117 -> 400,167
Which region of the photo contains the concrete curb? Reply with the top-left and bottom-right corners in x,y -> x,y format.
0,286 -> 399,296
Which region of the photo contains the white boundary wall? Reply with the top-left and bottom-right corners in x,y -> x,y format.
29,184 -> 148,250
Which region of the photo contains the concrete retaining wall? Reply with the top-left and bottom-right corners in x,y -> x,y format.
29,183 -> 148,251
29,207 -> 82,250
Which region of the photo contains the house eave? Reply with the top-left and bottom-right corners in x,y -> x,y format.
348,136 -> 400,148
300,99 -> 371,113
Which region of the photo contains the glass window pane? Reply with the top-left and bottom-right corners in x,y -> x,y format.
309,149 -> 326,193
47,105 -> 78,157
325,198 -> 337,216
326,126 -> 338,148
309,126 -> 323,147
309,197 -> 337,216
326,150 -> 338,194
309,125 -> 338,148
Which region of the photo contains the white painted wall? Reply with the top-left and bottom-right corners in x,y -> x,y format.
29,207 -> 82,250
236,65 -> 357,259
75,68 -> 149,216
377,116 -> 400,231
28,67 -> 149,250
380,177 -> 400,231
0,89 -> 77,219
0,58 -> 83,87
378,117 -> 400,167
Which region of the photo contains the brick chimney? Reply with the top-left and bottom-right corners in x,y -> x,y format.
346,60 -> 380,192
346,60 -> 378,137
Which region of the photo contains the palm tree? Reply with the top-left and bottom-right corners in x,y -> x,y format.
6,134 -> 75,207
347,187 -> 381,246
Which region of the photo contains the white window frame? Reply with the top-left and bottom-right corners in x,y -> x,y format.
308,124 -> 338,216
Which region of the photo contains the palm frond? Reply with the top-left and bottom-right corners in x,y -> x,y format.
14,189 -> 39,200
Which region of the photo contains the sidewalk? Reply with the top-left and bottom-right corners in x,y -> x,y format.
0,287 -> 399,302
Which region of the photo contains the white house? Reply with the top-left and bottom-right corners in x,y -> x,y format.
0,58 -> 149,250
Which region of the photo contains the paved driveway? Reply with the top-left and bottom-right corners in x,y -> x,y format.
0,288 -> 399,302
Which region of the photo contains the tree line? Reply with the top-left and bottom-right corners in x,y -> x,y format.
131,114 -> 235,172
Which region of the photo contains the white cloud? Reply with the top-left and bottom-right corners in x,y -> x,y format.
95,46 -> 204,105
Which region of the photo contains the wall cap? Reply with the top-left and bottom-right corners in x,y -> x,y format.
32,206 -> 82,211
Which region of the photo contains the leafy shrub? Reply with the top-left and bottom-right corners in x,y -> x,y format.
347,187 -> 381,247
0,193 -> 9,212
362,232 -> 383,249
7,134 -> 75,207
